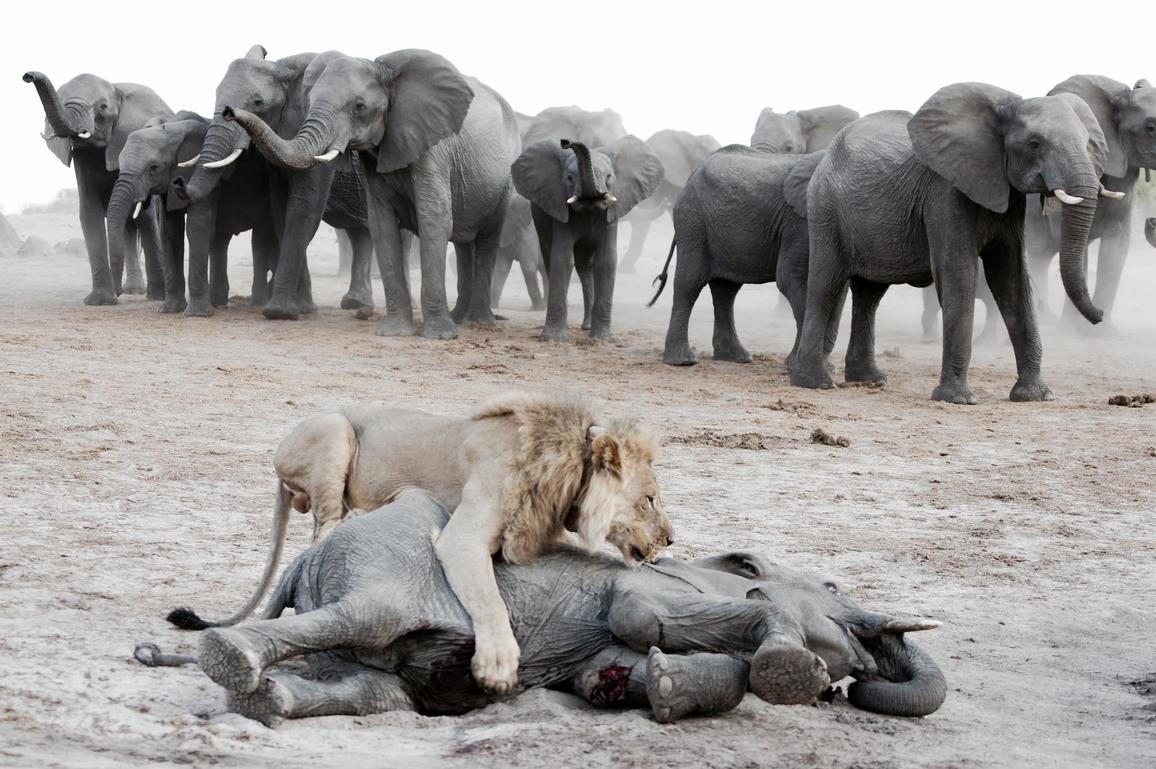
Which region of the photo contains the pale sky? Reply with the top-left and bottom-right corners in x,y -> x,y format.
2,0 -> 1151,213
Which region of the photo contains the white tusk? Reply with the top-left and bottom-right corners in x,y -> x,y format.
1053,189 -> 1084,205
566,195 -> 579,204
203,148 -> 242,169
313,149 -> 340,162
883,619 -> 941,634
177,153 -> 201,168
132,202 -> 142,220
603,193 -> 618,203
1099,186 -> 1125,200
76,131 -> 92,139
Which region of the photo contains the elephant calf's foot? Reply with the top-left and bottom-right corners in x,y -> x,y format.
931,379 -> 978,405
749,644 -> 830,706
262,298 -> 300,321
646,648 -> 747,724
1009,378 -> 1054,402
226,673 -> 294,728
185,296 -> 214,318
420,314 -> 459,340
375,315 -> 419,337
340,291 -> 374,311
83,288 -> 119,306
158,296 -> 188,314
199,628 -> 264,694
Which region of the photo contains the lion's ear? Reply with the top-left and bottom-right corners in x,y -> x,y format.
591,434 -> 623,477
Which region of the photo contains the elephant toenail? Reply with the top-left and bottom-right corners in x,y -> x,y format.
658,676 -> 673,697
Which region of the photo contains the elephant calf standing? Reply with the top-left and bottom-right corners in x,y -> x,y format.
648,146 -> 823,366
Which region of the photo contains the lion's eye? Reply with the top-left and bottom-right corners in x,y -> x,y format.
645,496 -> 656,510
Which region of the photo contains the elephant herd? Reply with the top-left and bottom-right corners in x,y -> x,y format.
24,51 -> 1156,403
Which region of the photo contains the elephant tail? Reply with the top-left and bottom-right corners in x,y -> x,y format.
646,237 -> 677,307
166,481 -> 293,630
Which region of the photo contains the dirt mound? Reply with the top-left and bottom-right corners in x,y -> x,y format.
54,238 -> 86,258
0,211 -> 20,248
16,235 -> 54,258
668,429 -> 781,450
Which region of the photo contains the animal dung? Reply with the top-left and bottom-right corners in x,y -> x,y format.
810,428 -> 850,448
1107,394 -> 1154,407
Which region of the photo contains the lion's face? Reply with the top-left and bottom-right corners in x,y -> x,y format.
606,468 -> 673,566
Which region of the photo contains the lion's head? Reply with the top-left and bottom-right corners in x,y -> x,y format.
578,420 -> 674,566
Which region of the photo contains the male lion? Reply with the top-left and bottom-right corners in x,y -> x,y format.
168,392 -> 674,693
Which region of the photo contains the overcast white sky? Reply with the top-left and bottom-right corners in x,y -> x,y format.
1,0 -> 1150,213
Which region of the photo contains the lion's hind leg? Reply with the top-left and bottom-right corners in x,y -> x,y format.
273,412 -> 358,542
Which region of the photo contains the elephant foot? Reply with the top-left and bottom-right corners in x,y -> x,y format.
450,303 -> 468,324
249,290 -> 270,308
712,341 -> 752,364
420,314 -> 459,340
375,315 -> 419,337
539,326 -> 568,343
749,644 -> 830,706
340,291 -> 374,311
83,288 -> 119,307
588,326 -> 613,342
185,296 -> 214,318
646,648 -> 746,724
790,362 -> 835,390
1009,378 -> 1055,402
158,296 -> 188,314
226,673 -> 293,728
530,301 -> 547,312
931,380 -> 979,405
146,284 -> 166,302
297,298 -> 318,315
122,276 -> 146,295
262,298 -> 300,321
210,283 -> 230,308
581,318 -> 592,332
199,628 -> 263,694
845,361 -> 887,384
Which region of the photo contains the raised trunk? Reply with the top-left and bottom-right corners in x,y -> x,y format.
23,72 -> 87,138
565,141 -> 600,198
105,176 -> 144,291
184,121 -> 248,202
1056,187 -> 1102,324
226,106 -> 332,171
848,637 -> 947,717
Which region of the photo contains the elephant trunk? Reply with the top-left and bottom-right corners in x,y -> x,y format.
105,175 -> 144,293
226,105 -> 335,171
848,636 -> 947,717
23,71 -> 90,138
1145,218 -> 1156,250
563,140 -> 600,198
1055,180 -> 1102,324
183,120 -> 249,202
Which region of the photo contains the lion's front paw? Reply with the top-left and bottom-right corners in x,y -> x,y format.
471,628 -> 520,694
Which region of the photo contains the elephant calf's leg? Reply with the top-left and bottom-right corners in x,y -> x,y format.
844,276 -> 889,383
228,664 -> 414,727
272,413 -> 357,541
570,645 -> 649,708
646,647 -> 748,723
339,228 -> 375,310
708,279 -> 751,363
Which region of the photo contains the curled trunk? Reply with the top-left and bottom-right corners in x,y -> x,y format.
23,71 -> 88,138
1056,186 -> 1102,324
563,140 -> 599,197
226,106 -> 333,171
848,636 -> 947,717
184,121 -> 248,202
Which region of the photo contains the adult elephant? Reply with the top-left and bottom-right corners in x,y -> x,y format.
618,130 -> 721,274
492,106 -> 628,312
226,50 -> 520,339
648,146 -> 822,367
750,105 -> 860,155
23,71 -> 173,304
179,47 -> 375,318
513,138 -> 664,341
792,84 -> 1109,404
919,269 -> 1001,344
147,492 -> 946,724
105,115 -> 280,316
1025,76 -> 1156,329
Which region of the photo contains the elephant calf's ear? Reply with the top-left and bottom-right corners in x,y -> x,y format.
695,552 -> 772,580
511,140 -> 570,222
604,135 -> 665,223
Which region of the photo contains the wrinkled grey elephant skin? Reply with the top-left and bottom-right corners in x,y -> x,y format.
180,492 -> 946,726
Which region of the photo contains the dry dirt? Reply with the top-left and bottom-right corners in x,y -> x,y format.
1,212 -> 1154,769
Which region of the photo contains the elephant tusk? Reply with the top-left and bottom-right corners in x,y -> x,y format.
76,131 -> 92,139
314,148 -> 341,162
603,193 -> 618,203
883,619 -> 941,634
132,201 -> 142,220
566,195 -> 579,204
1099,186 -> 1126,200
177,153 -> 201,168
1053,189 -> 1084,205
203,148 -> 242,169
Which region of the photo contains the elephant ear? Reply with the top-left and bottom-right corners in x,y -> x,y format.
1051,92 -> 1110,179
374,49 -> 474,173
511,140 -> 569,223
42,119 -> 72,167
1048,75 -> 1128,178
908,82 -> 1021,214
696,134 -> 722,157
694,552 -> 773,580
603,135 -> 665,223
106,84 -> 174,172
646,131 -> 697,187
782,151 -> 825,218
798,104 -> 860,152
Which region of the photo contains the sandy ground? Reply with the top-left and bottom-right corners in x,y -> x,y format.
1,211 -> 1154,769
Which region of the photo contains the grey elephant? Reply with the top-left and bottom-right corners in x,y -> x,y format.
225,49 -> 519,339
104,115 -> 282,316
618,130 -> 721,274
178,47 -> 376,316
750,105 -> 860,155
919,270 -> 1001,344
1025,76 -> 1156,329
513,139 -> 664,341
23,71 -> 173,304
648,146 -> 823,367
166,491 -> 945,725
492,106 -> 629,313
793,84 -> 1110,404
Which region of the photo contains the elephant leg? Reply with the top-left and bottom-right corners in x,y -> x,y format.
490,248 -> 514,309
587,234 -> 617,340
973,266 -> 1002,345
462,220 -> 502,327
920,285 -> 940,341
250,218 -> 278,307
619,217 -> 650,274
158,210 -> 187,314
661,239 -> 707,366
709,279 -> 750,363
607,588 -> 828,706
75,163 -> 117,305
519,237 -> 546,311
540,224 -> 574,342
790,225 -> 847,389
139,203 -> 165,299
777,233 -> 810,371
981,239 -> 1052,402
412,195 -> 457,340
366,183 -> 417,337
227,657 -> 414,727
336,229 -> 353,277
844,276 -> 889,383
209,232 -> 231,308
450,242 -> 474,324
930,240 -> 979,405
340,228 -> 375,310
185,200 -> 217,317
120,220 -> 145,295
575,247 -> 595,333
264,167 -> 331,320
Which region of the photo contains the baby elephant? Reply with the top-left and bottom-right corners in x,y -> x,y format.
171,492 -> 946,726
513,137 -> 664,341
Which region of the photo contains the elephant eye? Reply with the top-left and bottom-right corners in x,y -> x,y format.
252,97 -> 265,108
354,101 -> 367,114
1027,138 -> 1042,152
149,163 -> 160,173
1146,121 -> 1156,135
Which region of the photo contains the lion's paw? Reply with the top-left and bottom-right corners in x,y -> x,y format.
471,629 -> 520,694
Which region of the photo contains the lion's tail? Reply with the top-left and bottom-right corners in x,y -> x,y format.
166,481 -> 293,630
